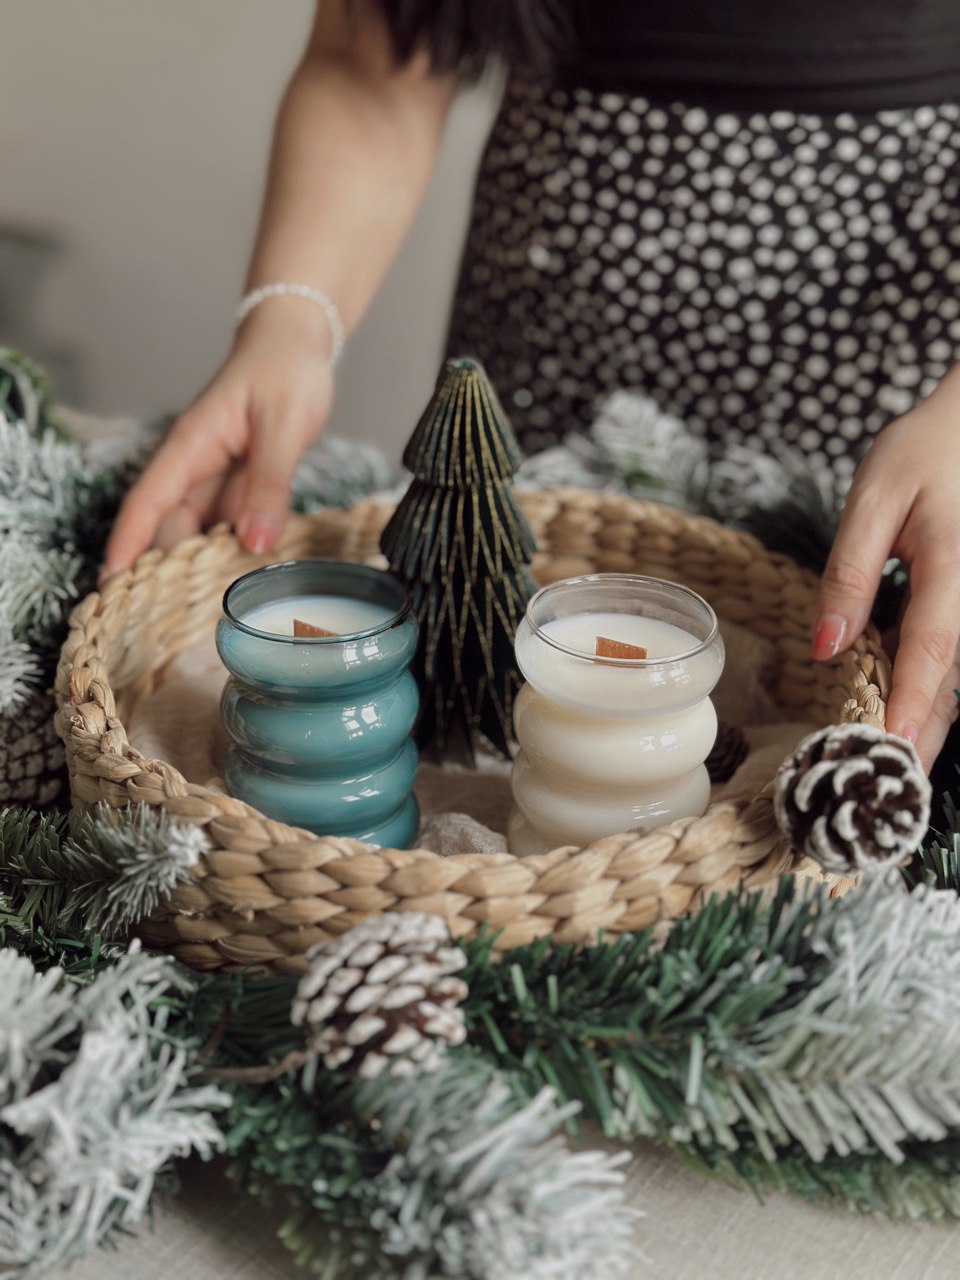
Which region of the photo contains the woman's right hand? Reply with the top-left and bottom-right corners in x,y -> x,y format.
101,303 -> 334,581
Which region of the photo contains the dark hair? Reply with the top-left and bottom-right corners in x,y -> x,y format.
364,0 -> 572,77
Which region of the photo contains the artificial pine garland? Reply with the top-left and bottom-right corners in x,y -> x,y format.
9,803 -> 960,1279
0,361 -> 129,810
0,416 -> 125,705
0,809 -> 636,1280
461,874 -> 960,1173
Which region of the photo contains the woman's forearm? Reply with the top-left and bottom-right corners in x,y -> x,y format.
242,3 -> 456,342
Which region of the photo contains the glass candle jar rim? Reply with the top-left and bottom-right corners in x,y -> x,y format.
526,573 -> 719,666
222,559 -> 412,644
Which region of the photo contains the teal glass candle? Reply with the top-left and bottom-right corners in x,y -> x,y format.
216,560 -> 420,848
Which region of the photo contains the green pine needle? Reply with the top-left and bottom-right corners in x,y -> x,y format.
0,804 -> 205,944
904,789 -> 960,892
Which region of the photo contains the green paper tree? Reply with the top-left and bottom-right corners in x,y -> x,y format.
380,356 -> 537,762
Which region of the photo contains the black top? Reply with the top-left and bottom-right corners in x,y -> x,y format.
563,0 -> 960,111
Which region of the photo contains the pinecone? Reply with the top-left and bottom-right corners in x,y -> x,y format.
706,721 -> 749,785
774,722 -> 931,874
0,694 -> 67,808
291,911 -> 469,1080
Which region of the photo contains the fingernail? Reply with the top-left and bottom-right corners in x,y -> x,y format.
897,721 -> 919,746
98,565 -> 114,588
241,515 -> 280,556
812,613 -> 848,660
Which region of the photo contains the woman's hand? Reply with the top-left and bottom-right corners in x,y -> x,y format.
814,364 -> 960,769
101,305 -> 334,580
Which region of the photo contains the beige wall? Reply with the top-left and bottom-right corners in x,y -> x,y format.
0,0 -> 498,458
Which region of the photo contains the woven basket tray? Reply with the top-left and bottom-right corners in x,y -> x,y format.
55,488 -> 888,974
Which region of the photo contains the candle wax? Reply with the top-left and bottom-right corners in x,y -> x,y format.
543,612 -> 697,659
242,594 -> 393,637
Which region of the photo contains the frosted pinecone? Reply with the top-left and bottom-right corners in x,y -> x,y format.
292,911 -> 468,1080
0,692 -> 66,807
774,722 -> 931,874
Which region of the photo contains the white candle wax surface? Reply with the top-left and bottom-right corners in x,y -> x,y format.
242,594 -> 394,638
514,611 -> 723,717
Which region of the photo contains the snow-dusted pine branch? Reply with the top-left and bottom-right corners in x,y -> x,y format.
0,947 -> 226,1279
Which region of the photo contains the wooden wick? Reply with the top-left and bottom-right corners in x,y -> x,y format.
294,619 -> 338,638
595,635 -> 648,661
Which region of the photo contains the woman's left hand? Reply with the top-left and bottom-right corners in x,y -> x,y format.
813,363 -> 960,770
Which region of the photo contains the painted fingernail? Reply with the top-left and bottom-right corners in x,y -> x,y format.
897,721 -> 919,746
812,612 -> 848,660
241,515 -> 280,555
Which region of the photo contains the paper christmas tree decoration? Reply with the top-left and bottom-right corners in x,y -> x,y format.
380,357 -> 537,761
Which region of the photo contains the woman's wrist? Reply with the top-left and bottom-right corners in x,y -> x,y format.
236,282 -> 345,365
232,293 -> 338,365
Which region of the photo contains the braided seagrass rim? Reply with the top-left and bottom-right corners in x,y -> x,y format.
54,489 -> 889,974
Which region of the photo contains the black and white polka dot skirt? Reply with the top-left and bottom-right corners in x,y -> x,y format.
446,75 -> 960,489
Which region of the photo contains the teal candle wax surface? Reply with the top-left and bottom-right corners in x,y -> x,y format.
216,560 -> 420,848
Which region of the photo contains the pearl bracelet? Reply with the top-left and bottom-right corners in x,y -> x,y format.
236,282 -> 345,367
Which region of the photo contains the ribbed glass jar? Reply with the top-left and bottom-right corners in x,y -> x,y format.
509,574 -> 725,856
217,560 -> 420,849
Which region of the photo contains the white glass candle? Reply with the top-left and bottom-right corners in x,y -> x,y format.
508,574 -> 725,856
